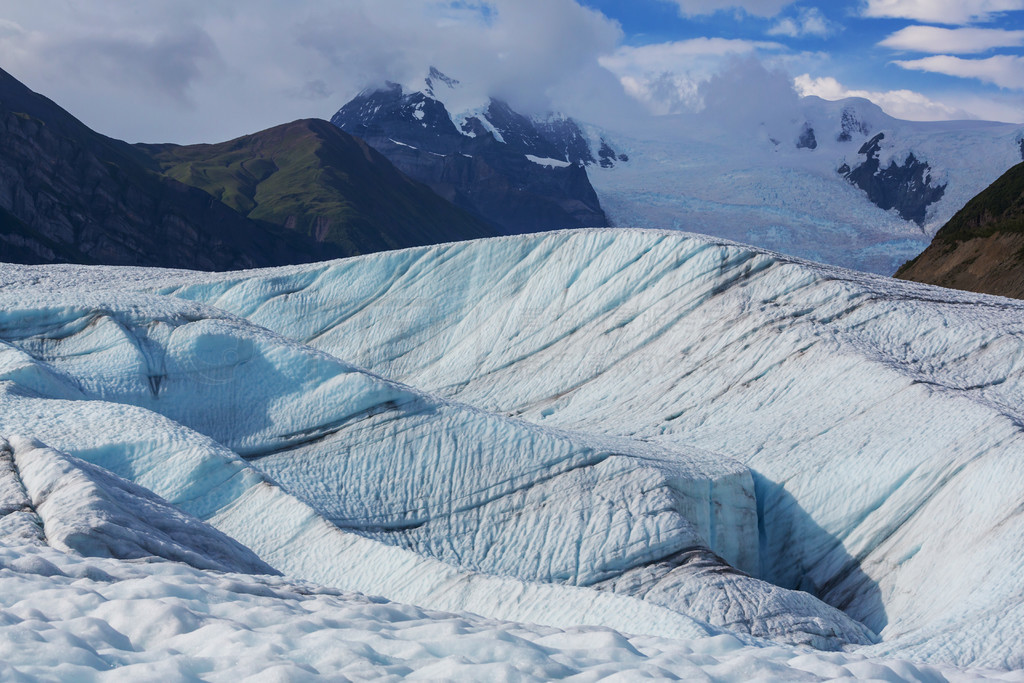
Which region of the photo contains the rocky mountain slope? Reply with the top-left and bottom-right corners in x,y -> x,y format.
138,118 -> 497,256
331,68 -> 1024,275
331,69 -> 609,234
896,161 -> 1024,298
587,96 -> 1024,275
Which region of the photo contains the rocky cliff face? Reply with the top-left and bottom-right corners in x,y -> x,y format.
840,132 -> 946,225
330,73 -> 609,234
0,68 -> 335,270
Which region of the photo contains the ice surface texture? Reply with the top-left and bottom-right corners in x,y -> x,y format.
0,249 -> 870,650
0,541 -> 997,682
2,228 -> 1024,675
160,228 -> 1024,669
0,434 -> 275,574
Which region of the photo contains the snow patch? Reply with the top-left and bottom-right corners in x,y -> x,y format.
526,154 -> 572,168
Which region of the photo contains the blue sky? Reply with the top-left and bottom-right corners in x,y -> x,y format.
1,0 -> 1023,142
584,0 -> 1024,122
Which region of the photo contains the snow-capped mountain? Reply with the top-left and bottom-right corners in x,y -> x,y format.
4,229 -> 1024,677
331,68 -> 611,234
333,69 -> 1024,275
590,96 -> 1024,275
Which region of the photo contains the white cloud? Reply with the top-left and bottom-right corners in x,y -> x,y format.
767,8 -> 834,38
794,73 -> 977,120
0,0 -> 627,142
880,26 -> 1024,53
600,38 -> 787,114
52,28 -> 220,106
861,0 -> 1024,25
617,73 -> 704,114
602,37 -> 784,65
943,93 -> 1024,121
698,57 -> 801,130
1,0 -> 1019,142
894,54 -> 1024,89
664,0 -> 794,18
0,17 -> 24,37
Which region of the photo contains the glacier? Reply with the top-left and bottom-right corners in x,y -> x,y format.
333,66 -> 1024,276
1,540 -> 993,681
586,98 -> 1024,275
2,228 -> 1024,677
0,253 -> 872,651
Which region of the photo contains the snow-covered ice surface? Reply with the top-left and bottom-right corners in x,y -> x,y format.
4,540 -> 1008,682
3,227 -> 1024,677
0,434 -> 275,574
0,320 -> 737,646
586,97 -> 1024,275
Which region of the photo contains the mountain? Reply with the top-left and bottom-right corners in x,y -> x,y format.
0,68 -> 496,269
895,161 -> 1024,298
331,69 -> 610,234
4,228 -> 1024,675
329,69 -> 1024,275
137,118 -> 497,256
586,96 -> 1024,275
0,67 -> 338,270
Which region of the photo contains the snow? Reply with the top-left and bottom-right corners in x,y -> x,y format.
3,228 -> 1024,676
526,153 -> 572,168
1,434 -> 275,574
580,98 -> 1024,275
452,105 -> 506,142
1,541 -> 1005,681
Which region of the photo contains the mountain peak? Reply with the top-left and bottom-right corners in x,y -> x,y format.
425,66 -> 459,96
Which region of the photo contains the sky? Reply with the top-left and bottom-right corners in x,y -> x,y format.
1,0 -> 1023,143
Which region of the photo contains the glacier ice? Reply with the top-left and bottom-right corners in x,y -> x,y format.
0,434 -> 275,574
0,540 -> 996,681
154,228 -> 1024,670
0,258 -> 872,650
583,97 -> 1024,274
2,227 -> 1024,675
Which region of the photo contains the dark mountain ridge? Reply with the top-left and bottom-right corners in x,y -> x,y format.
331,72 -> 610,234
0,67 -> 496,270
839,131 -> 946,225
0,67 -> 335,270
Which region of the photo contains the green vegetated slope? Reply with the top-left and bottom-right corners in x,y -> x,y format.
138,119 -> 498,256
897,162 -> 1024,298
0,67 -> 337,270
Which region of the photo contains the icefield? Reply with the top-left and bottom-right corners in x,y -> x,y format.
3,229 -> 1024,678
587,97 -> 1024,275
